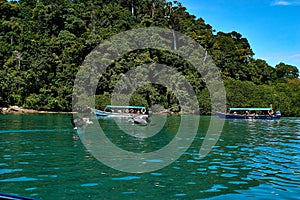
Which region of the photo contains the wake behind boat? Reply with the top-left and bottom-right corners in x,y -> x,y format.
91,105 -> 148,118
215,107 -> 281,120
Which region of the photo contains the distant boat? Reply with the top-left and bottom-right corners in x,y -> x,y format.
91,105 -> 148,118
215,107 -> 281,120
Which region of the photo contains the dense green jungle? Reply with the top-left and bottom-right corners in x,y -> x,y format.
0,0 -> 299,116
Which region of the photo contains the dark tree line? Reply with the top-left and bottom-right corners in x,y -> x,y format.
0,0 -> 299,116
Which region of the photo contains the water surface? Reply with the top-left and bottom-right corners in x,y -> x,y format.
0,114 -> 299,199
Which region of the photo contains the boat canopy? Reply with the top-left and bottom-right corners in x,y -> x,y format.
105,105 -> 146,109
229,107 -> 272,111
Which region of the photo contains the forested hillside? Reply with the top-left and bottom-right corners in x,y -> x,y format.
1,0 -> 299,116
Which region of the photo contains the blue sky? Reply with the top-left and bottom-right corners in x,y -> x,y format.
179,0 -> 300,70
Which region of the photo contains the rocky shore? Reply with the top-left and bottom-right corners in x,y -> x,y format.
1,106 -> 181,115
0,106 -> 71,114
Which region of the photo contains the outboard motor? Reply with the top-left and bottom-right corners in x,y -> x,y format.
147,109 -> 153,124
148,109 -> 153,117
275,111 -> 281,118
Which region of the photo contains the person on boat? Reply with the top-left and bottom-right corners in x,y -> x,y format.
268,110 -> 274,116
245,111 -> 249,116
83,107 -> 93,124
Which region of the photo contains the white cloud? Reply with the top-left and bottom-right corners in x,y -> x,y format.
290,53 -> 300,59
273,0 -> 291,5
260,52 -> 300,69
264,52 -> 300,61
271,0 -> 300,6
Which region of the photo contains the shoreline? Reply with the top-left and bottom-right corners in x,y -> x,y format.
0,106 -> 74,114
0,106 -> 180,115
0,106 -> 182,116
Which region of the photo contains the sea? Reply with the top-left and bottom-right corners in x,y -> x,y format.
0,114 -> 299,199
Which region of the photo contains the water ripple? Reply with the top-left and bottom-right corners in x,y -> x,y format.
111,176 -> 140,181
0,176 -> 38,182
0,115 -> 299,199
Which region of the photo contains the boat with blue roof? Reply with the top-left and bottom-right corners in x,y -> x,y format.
91,105 -> 148,118
215,106 -> 281,120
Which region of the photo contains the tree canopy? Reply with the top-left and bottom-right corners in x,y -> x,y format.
0,0 -> 299,116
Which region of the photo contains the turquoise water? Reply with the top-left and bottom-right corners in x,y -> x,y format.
0,114 -> 299,199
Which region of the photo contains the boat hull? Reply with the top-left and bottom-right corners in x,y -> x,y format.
215,112 -> 280,120
92,108 -> 147,118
